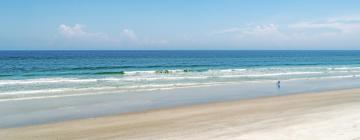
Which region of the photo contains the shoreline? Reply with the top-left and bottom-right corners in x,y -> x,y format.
1,88 -> 360,139
2,77 -> 360,128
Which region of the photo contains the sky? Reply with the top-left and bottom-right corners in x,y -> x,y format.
1,0 -> 360,50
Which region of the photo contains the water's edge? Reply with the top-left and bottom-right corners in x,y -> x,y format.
1,77 -> 360,128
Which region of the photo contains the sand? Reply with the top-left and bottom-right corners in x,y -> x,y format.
1,88 -> 360,140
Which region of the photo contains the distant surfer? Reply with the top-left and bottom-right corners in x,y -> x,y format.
277,80 -> 281,89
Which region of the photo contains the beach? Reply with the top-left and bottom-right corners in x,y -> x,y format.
2,0 -> 360,139
2,51 -> 360,139
1,88 -> 360,140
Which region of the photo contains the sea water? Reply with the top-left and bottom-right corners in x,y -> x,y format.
1,50 -> 360,101
2,50 -> 360,127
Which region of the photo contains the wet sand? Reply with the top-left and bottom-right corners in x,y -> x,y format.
1,88 -> 360,140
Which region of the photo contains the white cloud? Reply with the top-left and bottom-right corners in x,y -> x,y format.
57,24 -> 169,47
327,16 -> 360,23
120,29 -> 138,42
211,27 -> 243,35
237,24 -> 285,38
59,24 -> 84,38
289,17 -> 360,35
285,17 -> 360,46
211,24 -> 288,42
58,24 -> 108,40
210,16 -> 360,47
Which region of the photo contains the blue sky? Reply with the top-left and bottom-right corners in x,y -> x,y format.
1,0 -> 360,50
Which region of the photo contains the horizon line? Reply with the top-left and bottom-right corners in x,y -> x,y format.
1,49 -> 360,51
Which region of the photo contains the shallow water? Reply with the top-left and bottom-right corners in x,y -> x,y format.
1,77 -> 360,128
1,50 -> 360,101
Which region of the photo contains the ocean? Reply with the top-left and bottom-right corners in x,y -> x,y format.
1,50 -> 360,101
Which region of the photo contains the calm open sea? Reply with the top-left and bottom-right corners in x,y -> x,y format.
1,50 -> 360,101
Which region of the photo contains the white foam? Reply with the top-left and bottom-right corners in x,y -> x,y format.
0,83 -> 220,102
2,66 -> 360,102
0,86 -> 118,96
0,78 -> 97,86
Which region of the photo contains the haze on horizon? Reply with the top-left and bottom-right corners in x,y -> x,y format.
1,0 -> 360,50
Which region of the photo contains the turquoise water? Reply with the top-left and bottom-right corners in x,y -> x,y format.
1,50 -> 360,101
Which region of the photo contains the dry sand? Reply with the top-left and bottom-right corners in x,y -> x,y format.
1,88 -> 360,140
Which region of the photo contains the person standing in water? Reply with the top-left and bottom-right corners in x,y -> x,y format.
277,80 -> 281,89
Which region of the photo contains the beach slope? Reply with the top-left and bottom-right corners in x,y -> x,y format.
1,89 -> 360,140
